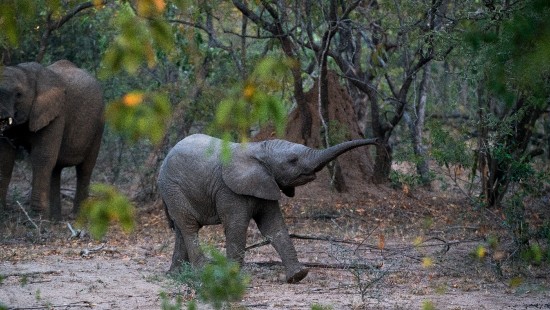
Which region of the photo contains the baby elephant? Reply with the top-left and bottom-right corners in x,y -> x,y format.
157,134 -> 377,283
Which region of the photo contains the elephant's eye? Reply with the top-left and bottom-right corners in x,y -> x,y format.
288,157 -> 299,165
15,92 -> 22,98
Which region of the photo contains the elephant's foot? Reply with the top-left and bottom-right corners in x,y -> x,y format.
285,265 -> 309,283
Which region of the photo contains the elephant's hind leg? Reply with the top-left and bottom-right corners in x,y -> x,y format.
74,130 -> 103,215
162,189 -> 207,271
169,225 -> 190,273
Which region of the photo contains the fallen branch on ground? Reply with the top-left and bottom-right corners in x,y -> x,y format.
80,244 -> 105,257
8,301 -> 93,309
16,201 -> 39,232
250,261 -> 383,270
245,233 -> 369,251
4,270 -> 61,278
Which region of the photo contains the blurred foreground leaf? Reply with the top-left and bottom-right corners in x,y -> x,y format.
77,184 -> 135,240
199,247 -> 249,310
106,91 -> 171,144
212,56 -> 292,140
100,1 -> 173,76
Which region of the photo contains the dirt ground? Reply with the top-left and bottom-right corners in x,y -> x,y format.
1,170 -> 549,310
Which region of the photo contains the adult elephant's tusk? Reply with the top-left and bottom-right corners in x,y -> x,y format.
8,117 -> 12,125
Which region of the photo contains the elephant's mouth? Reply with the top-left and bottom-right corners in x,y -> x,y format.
0,117 -> 14,133
292,173 -> 317,186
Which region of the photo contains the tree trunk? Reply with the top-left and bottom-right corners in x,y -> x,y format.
372,143 -> 392,184
404,67 -> 431,187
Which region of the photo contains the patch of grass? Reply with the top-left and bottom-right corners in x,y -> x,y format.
159,291 -> 183,310
170,247 -> 249,310
311,304 -> 333,310
422,300 -> 436,310
20,275 -> 28,287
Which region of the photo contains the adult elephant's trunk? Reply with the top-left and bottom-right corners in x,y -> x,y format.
310,138 -> 379,172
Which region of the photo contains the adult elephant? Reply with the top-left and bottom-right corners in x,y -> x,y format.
157,134 -> 378,283
0,60 -> 104,220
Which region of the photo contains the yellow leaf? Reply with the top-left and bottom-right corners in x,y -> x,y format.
122,92 -> 144,106
422,257 -> 433,268
509,277 -> 523,288
243,84 -> 256,100
476,245 -> 487,259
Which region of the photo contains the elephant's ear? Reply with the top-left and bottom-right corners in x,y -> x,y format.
222,145 -> 281,201
28,68 -> 65,132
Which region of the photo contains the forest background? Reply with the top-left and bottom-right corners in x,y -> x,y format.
0,0 -> 549,308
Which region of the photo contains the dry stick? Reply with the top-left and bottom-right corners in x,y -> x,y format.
244,233 -> 366,251
251,260 -> 380,270
9,301 -> 93,309
16,201 -> 39,231
4,270 -> 61,278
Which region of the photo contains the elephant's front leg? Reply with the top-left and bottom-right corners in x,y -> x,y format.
30,162 -> 54,214
30,124 -> 62,216
0,141 -> 16,211
254,201 -> 309,283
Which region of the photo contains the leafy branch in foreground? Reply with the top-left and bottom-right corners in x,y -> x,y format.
77,184 -> 135,240
212,56 -> 292,142
170,247 -> 249,310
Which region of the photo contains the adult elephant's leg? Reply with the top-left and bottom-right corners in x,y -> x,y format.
169,225 -> 190,272
254,201 -> 309,283
30,121 -> 62,216
29,149 -> 57,214
49,166 -> 63,220
0,141 -> 16,211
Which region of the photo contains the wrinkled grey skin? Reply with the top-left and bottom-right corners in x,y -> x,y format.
0,60 -> 104,220
157,133 -> 377,283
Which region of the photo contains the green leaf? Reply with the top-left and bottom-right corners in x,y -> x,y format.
105,91 -> 171,144
77,184 -> 135,240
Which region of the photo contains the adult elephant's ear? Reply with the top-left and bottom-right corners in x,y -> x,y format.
28,68 -> 65,132
222,145 -> 281,201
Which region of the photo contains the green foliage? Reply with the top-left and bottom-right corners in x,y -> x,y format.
428,121 -> 471,168
389,170 -> 422,190
159,291 -> 184,310
170,247 -> 249,310
170,262 -> 202,291
0,0 -> 61,47
105,91 -> 171,144
520,243 -> 544,265
77,184 -> 135,240
311,304 -> 333,310
470,0 -> 550,106
327,121 -> 350,146
199,248 -> 249,310
422,300 -> 436,310
100,1 -> 173,76
212,56 -> 291,141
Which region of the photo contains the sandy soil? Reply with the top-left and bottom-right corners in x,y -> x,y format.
1,181 -> 549,310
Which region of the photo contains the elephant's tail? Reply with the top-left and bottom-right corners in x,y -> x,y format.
162,200 -> 175,230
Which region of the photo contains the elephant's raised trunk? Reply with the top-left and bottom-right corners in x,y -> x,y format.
310,138 -> 379,172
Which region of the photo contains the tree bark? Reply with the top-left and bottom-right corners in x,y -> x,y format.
404,67 -> 431,187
